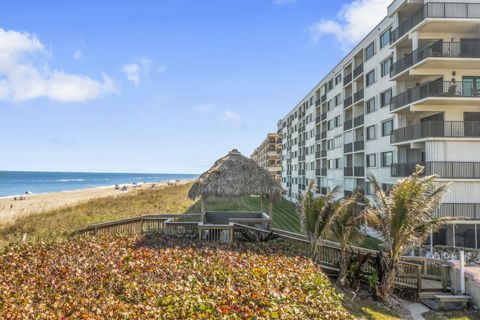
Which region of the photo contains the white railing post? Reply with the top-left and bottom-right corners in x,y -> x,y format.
460,250 -> 465,294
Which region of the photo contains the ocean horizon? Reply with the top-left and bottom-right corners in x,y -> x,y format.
0,171 -> 199,197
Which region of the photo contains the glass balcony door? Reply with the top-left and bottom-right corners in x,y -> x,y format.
462,76 -> 480,97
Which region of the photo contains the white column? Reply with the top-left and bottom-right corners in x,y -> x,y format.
410,31 -> 419,51
430,230 -> 434,256
453,224 -> 456,248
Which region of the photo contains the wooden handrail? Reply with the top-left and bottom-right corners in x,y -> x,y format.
73,216 -> 452,293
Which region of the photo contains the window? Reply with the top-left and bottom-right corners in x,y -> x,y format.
366,69 -> 376,86
366,97 -> 376,114
335,158 -> 341,169
382,119 -> 394,136
380,27 -> 391,48
380,88 -> 392,107
327,139 -> 334,150
366,154 -> 376,167
381,151 -> 393,167
335,74 -> 342,85
381,57 -> 393,77
328,120 -> 333,130
334,135 -> 342,148
366,125 -> 376,140
334,94 -> 341,106
328,79 -> 334,91
334,115 -> 342,127
365,41 -> 375,61
327,99 -> 334,111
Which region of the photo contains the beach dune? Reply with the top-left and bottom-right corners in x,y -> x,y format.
0,182 -> 184,224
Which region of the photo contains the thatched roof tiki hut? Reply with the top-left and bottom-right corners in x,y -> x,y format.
188,149 -> 283,225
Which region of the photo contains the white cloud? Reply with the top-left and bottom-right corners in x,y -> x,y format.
0,28 -> 116,103
73,50 -> 82,60
274,0 -> 297,5
121,57 -> 153,87
194,103 -> 213,114
222,110 -> 243,128
308,0 -> 390,51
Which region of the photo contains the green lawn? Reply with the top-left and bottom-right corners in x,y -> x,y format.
187,195 -> 301,233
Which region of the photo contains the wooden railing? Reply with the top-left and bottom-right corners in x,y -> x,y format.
74,215 -> 453,293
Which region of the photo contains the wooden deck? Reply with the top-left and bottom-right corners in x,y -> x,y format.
75,214 -> 454,294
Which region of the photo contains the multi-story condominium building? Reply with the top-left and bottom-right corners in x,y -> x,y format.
278,0 -> 480,250
251,133 -> 283,180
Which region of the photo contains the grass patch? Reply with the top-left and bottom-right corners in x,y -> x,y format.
361,235 -> 383,251
187,195 -> 301,233
0,184 -> 301,248
339,289 -> 403,320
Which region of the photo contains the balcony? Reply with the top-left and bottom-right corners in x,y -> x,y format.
434,203 -> 480,220
354,167 -> 365,177
321,150 -> 327,158
316,99 -> 321,107
344,143 -> 353,153
344,72 -> 352,86
353,115 -> 364,127
391,79 -> 480,111
354,140 -> 364,151
321,94 -> 327,103
391,2 -> 480,45
391,121 -> 480,144
315,151 -> 321,159
391,161 -> 480,179
391,40 -> 480,79
321,131 -> 327,139
344,119 -> 353,131
344,167 -> 353,176
344,96 -> 353,108
321,112 -> 327,121
316,116 -> 321,124
315,134 -> 321,141
353,64 -> 364,79
354,89 -> 364,103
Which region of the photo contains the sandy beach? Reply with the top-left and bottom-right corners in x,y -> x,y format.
0,181 -> 190,224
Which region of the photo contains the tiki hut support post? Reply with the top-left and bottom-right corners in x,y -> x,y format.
268,196 -> 273,225
201,196 -> 206,223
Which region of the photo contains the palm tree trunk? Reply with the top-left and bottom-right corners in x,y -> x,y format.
375,261 -> 397,302
337,248 -> 349,287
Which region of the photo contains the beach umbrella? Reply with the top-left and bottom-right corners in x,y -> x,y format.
188,149 -> 283,221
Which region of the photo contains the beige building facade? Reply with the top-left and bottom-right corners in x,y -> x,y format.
251,133 -> 282,180
277,0 -> 480,249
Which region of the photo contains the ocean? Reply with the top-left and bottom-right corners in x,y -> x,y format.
0,171 -> 198,197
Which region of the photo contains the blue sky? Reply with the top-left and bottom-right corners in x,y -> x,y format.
0,0 -> 390,174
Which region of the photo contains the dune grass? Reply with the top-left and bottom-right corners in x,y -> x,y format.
0,183 -> 301,249
0,182 -> 381,251
0,183 -> 196,248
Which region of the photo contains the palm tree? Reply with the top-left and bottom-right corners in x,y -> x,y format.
330,190 -> 367,287
297,182 -> 356,256
365,165 -> 455,301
